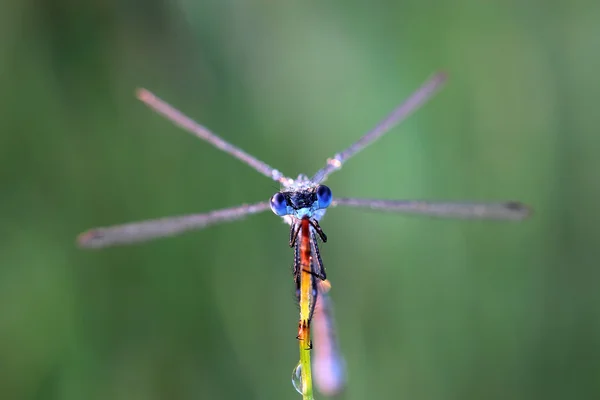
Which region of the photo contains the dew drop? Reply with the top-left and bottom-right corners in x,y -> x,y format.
291,362 -> 303,395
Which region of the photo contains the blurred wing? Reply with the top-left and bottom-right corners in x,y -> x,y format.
332,198 -> 531,220
138,89 -> 290,184
311,72 -> 447,183
313,280 -> 346,397
77,201 -> 270,249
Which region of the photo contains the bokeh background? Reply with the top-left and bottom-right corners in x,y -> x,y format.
1,1 -> 599,399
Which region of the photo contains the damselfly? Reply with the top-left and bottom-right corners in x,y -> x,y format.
78,72 -> 530,397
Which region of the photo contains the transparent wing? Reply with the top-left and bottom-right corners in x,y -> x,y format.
77,201 -> 271,249
311,72 -> 447,183
137,89 -> 289,184
332,198 -> 531,220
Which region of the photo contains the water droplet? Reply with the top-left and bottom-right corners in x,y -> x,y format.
291,362 -> 303,395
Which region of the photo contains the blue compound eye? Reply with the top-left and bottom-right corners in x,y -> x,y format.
316,185 -> 332,209
269,192 -> 288,216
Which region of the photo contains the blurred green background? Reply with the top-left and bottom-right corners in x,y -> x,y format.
1,0 -> 599,399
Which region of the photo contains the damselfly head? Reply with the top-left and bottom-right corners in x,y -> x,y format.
269,185 -> 333,219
